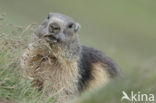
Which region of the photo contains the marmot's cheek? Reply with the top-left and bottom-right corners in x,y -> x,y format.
35,25 -> 49,38
56,33 -> 64,42
34,26 -> 44,38
34,27 -> 42,37
72,33 -> 77,40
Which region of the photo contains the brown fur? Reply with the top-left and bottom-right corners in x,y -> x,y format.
20,38 -> 112,103
21,38 -> 80,103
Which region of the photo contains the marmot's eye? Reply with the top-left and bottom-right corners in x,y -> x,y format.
68,23 -> 74,29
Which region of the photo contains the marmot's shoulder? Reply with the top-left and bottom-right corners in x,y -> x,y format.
78,45 -> 120,91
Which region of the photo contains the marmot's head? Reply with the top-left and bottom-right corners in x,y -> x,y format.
35,13 -> 81,59
35,12 -> 80,44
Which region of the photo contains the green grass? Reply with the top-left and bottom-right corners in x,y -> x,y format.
0,23 -> 54,103
0,0 -> 156,103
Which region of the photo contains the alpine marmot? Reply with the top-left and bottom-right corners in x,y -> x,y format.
20,12 -> 121,103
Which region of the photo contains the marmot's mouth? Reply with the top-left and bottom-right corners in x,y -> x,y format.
44,35 -> 58,43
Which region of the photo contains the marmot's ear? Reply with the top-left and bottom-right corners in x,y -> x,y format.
74,22 -> 81,33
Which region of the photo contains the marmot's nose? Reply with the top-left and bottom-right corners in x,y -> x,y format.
48,23 -> 61,34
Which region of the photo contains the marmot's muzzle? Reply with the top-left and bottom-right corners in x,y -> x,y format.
44,33 -> 60,43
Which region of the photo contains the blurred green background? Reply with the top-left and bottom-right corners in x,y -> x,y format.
0,0 -> 156,103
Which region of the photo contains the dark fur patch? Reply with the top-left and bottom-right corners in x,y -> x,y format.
78,46 -> 120,91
